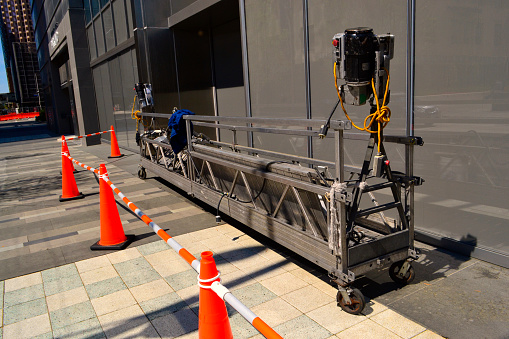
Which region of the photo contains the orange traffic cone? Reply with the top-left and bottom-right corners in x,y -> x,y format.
61,136 -> 77,173
198,251 -> 233,339
59,136 -> 84,202
108,125 -> 124,158
90,164 -> 134,250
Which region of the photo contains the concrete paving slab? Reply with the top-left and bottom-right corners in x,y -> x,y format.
139,293 -> 188,321
280,285 -> 332,313
52,317 -> 105,339
3,272 -> 41,292
79,264 -> 118,285
250,297 -> 301,328
129,279 -> 174,303
46,286 -> 89,312
370,309 -> 427,338
85,276 -> 127,299
150,307 -> 199,338
98,304 -> 159,339
91,289 -> 137,316
335,318 -> 401,339
113,257 -> 160,288
3,298 -> 47,325
164,269 -> 197,291
272,314 -> 332,339
48,300 -> 96,330
2,313 -> 51,339
43,273 -> 83,296
3,284 -> 45,308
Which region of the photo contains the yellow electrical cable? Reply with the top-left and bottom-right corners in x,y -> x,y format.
333,62 -> 391,153
131,95 -> 147,131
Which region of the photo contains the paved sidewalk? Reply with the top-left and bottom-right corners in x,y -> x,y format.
0,133 -> 216,281
1,122 -> 507,338
0,224 -> 443,339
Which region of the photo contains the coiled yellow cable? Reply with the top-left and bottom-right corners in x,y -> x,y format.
334,62 -> 391,153
131,95 -> 146,131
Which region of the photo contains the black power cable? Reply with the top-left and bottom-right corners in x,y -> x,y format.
318,98 -> 340,139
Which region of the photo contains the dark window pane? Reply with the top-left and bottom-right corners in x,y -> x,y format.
84,0 -> 92,23
103,6 -> 115,51
112,0 -> 127,44
126,0 -> 133,37
93,66 -> 107,131
94,17 -> 105,55
91,0 -> 99,16
120,50 -> 137,147
87,25 -> 97,59
101,0 -> 109,8
108,58 -> 128,147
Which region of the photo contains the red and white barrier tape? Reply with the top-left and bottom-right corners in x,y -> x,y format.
64,130 -> 113,141
63,151 -> 200,272
62,150 -> 282,339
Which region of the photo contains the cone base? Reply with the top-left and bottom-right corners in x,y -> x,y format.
60,169 -> 78,174
90,234 -> 135,251
59,192 -> 85,202
108,154 -> 124,158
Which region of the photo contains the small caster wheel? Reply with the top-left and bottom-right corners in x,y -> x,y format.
138,168 -> 146,180
337,288 -> 365,315
389,260 -> 415,284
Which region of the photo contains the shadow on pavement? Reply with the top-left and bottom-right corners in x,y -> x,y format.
0,120 -> 58,144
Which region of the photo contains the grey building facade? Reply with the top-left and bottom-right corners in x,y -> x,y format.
31,0 -> 509,267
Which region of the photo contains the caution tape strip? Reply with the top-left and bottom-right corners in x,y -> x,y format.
62,149 -> 283,339
63,151 -> 201,272
65,130 -> 113,141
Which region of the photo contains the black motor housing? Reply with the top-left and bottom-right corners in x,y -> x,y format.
343,27 -> 379,83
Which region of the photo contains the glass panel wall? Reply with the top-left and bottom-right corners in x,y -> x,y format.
91,0 -> 100,17
245,0 -> 307,156
84,0 -> 92,23
120,50 -> 138,148
126,0 -> 133,37
86,0 -> 133,59
308,0 -> 408,169
91,48 -> 138,149
87,26 -> 97,59
108,58 -> 127,146
103,6 -> 115,51
113,0 -> 128,44
94,17 -> 105,55
413,1 -> 509,254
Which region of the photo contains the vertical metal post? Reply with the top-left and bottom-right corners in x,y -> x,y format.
406,0 -> 415,138
335,129 -> 348,273
406,0 -> 416,248
139,3 -> 152,85
239,0 -> 254,148
208,28 -> 220,141
334,129 -> 344,183
185,119 -> 194,194
303,0 -> 313,160
172,30 -> 181,108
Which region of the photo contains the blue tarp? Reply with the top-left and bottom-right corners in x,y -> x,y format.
167,109 -> 195,154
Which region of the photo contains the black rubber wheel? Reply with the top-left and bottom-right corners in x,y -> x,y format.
337,288 -> 365,315
138,168 -> 146,180
389,260 -> 415,284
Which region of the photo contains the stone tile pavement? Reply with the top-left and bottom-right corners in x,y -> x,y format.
0,224 -> 444,339
0,136 -> 217,281
2,123 -> 506,338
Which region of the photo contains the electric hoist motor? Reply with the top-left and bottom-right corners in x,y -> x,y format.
134,83 -> 154,109
332,27 -> 394,106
